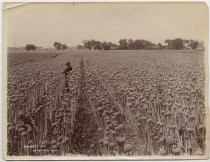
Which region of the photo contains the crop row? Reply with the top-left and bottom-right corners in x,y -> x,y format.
83,52 -> 206,156
7,54 -> 81,155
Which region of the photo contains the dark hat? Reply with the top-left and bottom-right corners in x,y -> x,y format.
66,62 -> 70,65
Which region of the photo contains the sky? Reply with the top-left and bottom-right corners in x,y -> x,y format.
4,2 -> 208,48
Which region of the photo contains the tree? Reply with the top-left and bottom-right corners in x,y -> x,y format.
128,39 -> 135,49
32,45 -> 37,51
158,43 -> 163,49
82,40 -> 94,50
53,42 -> 62,50
165,39 -> 173,49
183,39 -> 190,49
62,44 -> 67,50
90,40 -> 96,48
109,43 -> 118,50
53,42 -> 68,50
165,38 -> 184,49
77,45 -> 83,49
119,39 -> 128,50
102,41 -> 111,50
82,40 -> 88,50
107,42 -> 115,50
94,41 -> 102,50
188,40 -> 199,49
172,38 -> 184,49
143,40 -> 156,49
134,39 -> 144,49
25,44 -> 37,51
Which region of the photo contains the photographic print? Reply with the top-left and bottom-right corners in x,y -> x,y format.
2,2 -> 209,160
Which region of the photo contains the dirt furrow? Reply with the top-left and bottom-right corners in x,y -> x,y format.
71,57 -> 101,155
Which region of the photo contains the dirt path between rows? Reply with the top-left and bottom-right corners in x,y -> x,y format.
71,57 -> 101,155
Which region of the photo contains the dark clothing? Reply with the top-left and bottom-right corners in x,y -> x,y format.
64,80 -> 69,93
63,65 -> 72,93
63,65 -> 72,75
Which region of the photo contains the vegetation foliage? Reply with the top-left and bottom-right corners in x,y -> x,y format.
77,38 -> 202,50
25,44 -> 37,51
53,42 -> 68,50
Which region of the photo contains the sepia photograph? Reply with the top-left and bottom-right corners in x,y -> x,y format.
2,2 -> 209,160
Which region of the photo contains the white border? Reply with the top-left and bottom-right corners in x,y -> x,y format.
1,0 -> 209,162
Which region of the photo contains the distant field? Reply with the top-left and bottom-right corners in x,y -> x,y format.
7,49 -> 204,67
7,49 -> 68,67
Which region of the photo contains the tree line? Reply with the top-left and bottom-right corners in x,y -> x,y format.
164,38 -> 200,50
25,42 -> 68,51
25,38 -> 203,51
78,40 -> 118,50
77,38 -> 203,50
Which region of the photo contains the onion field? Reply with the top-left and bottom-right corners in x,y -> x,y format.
7,49 -> 207,156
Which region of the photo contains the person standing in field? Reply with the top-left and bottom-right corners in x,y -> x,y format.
63,62 -> 72,92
